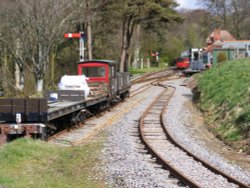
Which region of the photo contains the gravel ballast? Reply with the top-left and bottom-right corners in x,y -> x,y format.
101,86 -> 178,188
162,78 -> 250,185
100,78 -> 250,187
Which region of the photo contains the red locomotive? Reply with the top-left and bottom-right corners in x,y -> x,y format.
175,57 -> 190,69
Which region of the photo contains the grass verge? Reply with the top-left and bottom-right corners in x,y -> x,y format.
129,65 -> 168,75
196,58 -> 250,152
0,138 -> 104,188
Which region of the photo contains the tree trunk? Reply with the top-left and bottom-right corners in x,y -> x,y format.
147,58 -> 150,68
15,63 -> 24,90
120,49 -> 127,73
133,24 -> 141,69
140,58 -> 144,69
128,54 -> 132,69
34,43 -> 49,92
36,79 -> 44,92
85,0 -> 93,61
2,50 -> 10,95
15,62 -> 20,89
50,45 -> 57,89
119,18 -> 135,72
15,39 -> 24,91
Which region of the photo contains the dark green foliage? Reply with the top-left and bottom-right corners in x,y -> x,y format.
140,0 -> 183,31
97,0 -> 182,71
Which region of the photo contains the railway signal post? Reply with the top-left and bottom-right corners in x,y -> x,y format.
64,32 -> 85,62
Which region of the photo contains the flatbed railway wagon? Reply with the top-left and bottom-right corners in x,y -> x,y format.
0,60 -> 130,143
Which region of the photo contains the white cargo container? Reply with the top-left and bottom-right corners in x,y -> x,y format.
58,75 -> 90,97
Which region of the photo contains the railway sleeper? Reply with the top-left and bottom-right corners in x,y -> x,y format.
143,133 -> 165,136
138,150 -> 148,154
146,138 -> 167,141
143,120 -> 161,124
144,117 -> 160,121
142,128 -> 163,131
141,123 -> 161,127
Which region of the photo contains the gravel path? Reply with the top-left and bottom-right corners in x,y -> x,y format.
101,78 -> 250,187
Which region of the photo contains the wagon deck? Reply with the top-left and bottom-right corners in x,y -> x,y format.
0,95 -> 109,123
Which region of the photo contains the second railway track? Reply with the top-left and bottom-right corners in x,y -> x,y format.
48,69 -> 179,142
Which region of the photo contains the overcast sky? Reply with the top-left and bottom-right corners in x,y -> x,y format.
176,0 -> 201,9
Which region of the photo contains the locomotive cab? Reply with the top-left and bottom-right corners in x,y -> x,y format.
78,60 -> 130,99
175,57 -> 190,69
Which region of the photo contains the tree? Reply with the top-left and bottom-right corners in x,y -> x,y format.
199,0 -> 250,39
0,0 -> 86,93
180,10 -> 212,48
230,0 -> 250,39
199,0 -> 230,29
100,0 -> 182,72
158,9 -> 213,64
0,1 -> 26,92
76,0 -> 104,61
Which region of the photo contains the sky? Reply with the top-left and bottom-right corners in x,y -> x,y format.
176,0 -> 201,10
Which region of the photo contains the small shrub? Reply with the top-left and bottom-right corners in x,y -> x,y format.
217,52 -> 227,63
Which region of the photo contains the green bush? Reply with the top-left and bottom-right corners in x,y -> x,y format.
217,52 -> 227,63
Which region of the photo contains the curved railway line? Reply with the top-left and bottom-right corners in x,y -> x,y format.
138,84 -> 250,188
46,70 -> 250,187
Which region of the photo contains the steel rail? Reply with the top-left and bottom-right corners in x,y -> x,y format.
139,85 -> 250,188
139,88 -> 202,188
48,70 -> 177,143
130,70 -> 178,97
160,87 -> 250,188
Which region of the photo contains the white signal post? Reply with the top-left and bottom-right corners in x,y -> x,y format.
64,32 -> 85,62
156,52 -> 159,62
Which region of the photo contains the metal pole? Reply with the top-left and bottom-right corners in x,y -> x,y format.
79,32 -> 85,62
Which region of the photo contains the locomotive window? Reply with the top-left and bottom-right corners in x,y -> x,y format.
82,67 -> 106,77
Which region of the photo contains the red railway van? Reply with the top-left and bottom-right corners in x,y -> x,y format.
78,60 -> 130,99
175,57 -> 190,69
78,60 -> 113,97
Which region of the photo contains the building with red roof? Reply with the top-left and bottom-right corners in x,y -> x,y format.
204,28 -> 235,53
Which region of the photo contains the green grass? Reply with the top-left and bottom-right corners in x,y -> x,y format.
0,138 -> 104,188
196,58 -> 250,141
129,64 -> 168,75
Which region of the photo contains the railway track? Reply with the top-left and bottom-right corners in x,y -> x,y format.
48,70 -> 178,142
131,67 -> 177,84
130,69 -> 179,97
138,84 -> 250,188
